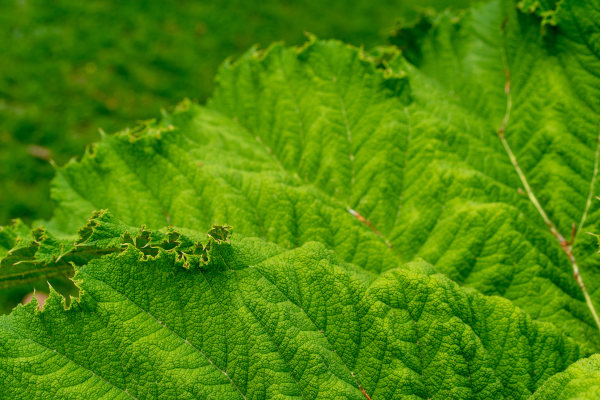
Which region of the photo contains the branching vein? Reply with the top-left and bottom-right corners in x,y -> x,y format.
576,130 -> 600,239
497,40 -> 600,334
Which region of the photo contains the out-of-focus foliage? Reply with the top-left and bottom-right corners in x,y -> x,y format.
0,0 -> 467,224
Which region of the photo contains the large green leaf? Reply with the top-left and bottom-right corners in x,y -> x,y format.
531,355 -> 600,399
2,0 -> 468,225
41,0 -> 600,349
2,0 -> 600,397
0,212 -> 585,399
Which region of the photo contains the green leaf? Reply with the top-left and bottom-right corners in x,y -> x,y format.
0,215 -> 585,399
2,0 -> 600,397
0,210 -> 233,281
0,221 -> 76,314
43,0 -> 600,349
385,0 -> 600,345
531,355 -> 600,399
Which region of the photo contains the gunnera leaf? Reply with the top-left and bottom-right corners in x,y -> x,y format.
0,212 -> 587,399
39,0 -> 600,350
2,0 -> 600,397
531,354 -> 600,399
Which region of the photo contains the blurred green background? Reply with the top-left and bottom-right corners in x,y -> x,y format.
0,0 -> 467,225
